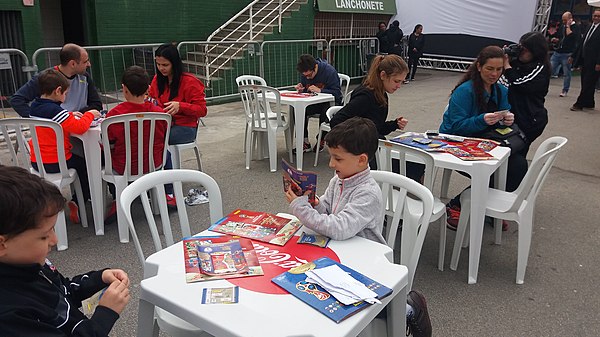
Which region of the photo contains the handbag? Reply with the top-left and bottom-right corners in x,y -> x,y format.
477,124 -> 527,153
475,84 -> 527,153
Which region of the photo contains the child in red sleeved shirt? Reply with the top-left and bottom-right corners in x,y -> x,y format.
29,69 -> 101,224
103,66 -> 170,222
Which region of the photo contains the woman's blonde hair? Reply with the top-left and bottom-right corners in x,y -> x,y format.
363,54 -> 408,106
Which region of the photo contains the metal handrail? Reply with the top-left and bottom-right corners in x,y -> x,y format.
207,0 -> 261,42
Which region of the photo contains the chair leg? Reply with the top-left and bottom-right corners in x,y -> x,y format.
285,126 -> 293,164
438,217 -> 446,271
114,178 -> 130,243
73,176 -> 89,229
516,210 -> 534,284
267,130 -> 277,172
55,211 -> 69,251
193,145 -> 203,171
441,169 -> 452,198
169,145 -> 181,169
314,128 -> 323,167
450,194 -> 471,271
245,128 -> 253,170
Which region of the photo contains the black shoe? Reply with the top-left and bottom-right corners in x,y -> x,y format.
407,290 -> 432,337
570,104 -> 583,111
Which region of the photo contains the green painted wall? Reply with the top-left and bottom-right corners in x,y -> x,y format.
0,1 -> 42,57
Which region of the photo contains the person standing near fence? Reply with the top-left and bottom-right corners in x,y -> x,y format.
569,9 -> 600,111
550,11 -> 580,97
148,43 -> 207,145
406,24 -> 425,83
376,21 -> 390,53
10,43 -> 102,117
386,20 -> 404,57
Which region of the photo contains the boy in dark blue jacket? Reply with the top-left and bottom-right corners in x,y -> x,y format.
294,54 -> 342,153
0,165 -> 130,336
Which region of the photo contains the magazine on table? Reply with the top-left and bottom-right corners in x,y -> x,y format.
271,257 -> 392,323
282,159 -> 317,205
390,132 -> 499,160
183,235 -> 263,283
209,209 -> 302,246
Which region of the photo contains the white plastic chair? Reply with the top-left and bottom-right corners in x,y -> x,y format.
313,105 -> 343,167
168,117 -> 203,171
235,75 -> 277,153
119,169 -> 221,337
0,118 -> 88,251
377,139 -> 448,270
450,136 -> 568,284
101,112 -> 171,243
238,84 -> 293,172
371,170 -> 434,291
338,73 -> 350,105
0,119 -> 31,169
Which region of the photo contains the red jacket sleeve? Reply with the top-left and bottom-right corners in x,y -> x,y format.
178,75 -> 207,118
61,112 -> 95,135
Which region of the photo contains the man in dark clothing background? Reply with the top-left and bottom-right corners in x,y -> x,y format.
550,11 -> 580,97
294,54 -> 342,153
386,20 -> 404,57
569,9 -> 600,111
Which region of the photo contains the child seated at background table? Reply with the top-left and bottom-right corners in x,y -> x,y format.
0,165 -> 130,336
284,117 -> 432,337
104,66 -> 171,223
29,69 -> 101,224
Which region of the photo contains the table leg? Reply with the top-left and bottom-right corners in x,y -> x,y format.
78,131 -> 105,235
467,171 -> 490,284
493,159 -> 509,244
294,105 -> 306,170
387,283 -> 406,337
137,298 -> 159,337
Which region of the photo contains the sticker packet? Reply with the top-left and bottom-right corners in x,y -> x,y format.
297,232 -> 331,248
201,286 -> 239,304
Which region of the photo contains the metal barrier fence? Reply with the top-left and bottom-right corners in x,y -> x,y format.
417,53 -> 474,72
327,37 -> 379,79
0,48 -> 33,117
32,43 -> 163,109
177,41 -> 261,101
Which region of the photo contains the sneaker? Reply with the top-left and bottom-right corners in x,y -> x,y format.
293,141 -> 312,154
559,91 -> 567,97
313,139 -> 326,153
403,80 -> 410,84
551,75 -> 559,79
484,216 -> 510,231
570,104 -> 583,111
104,201 -> 117,225
67,200 -> 80,224
407,290 -> 432,337
166,194 -> 177,209
446,205 -> 461,231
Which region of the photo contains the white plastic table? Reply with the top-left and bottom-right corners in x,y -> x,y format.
266,91 -> 334,170
431,146 -> 511,284
73,126 -> 105,236
136,229 -> 408,337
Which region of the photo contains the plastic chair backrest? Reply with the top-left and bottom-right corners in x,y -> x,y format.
101,112 -> 171,181
0,118 -> 32,169
325,106 -> 343,121
370,170 -> 434,291
0,118 -> 71,179
338,73 -> 350,105
235,75 -> 267,86
238,84 -> 286,129
119,169 -> 224,267
506,136 -> 568,213
377,139 -> 435,189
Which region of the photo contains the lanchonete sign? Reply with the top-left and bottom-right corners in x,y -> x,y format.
317,0 -> 397,15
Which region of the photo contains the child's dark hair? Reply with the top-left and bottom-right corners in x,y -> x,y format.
296,54 -> 317,73
325,117 -> 378,160
38,69 -> 70,96
122,65 -> 150,96
0,165 -> 65,239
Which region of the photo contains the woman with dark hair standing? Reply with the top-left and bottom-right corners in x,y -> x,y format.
406,24 -> 425,83
440,46 -> 527,230
149,43 -> 207,145
499,31 -> 551,152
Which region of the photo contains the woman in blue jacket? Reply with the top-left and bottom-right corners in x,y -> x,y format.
441,46 -> 527,230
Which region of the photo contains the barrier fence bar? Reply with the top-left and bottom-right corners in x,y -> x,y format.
327,37 -> 379,80
0,48 -> 33,118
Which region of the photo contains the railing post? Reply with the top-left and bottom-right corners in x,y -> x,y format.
278,0 -> 282,33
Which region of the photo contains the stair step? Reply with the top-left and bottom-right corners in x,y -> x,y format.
182,59 -> 234,71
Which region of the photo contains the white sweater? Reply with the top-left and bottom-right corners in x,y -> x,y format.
289,167 -> 386,244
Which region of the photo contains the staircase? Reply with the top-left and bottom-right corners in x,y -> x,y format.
182,0 -> 308,87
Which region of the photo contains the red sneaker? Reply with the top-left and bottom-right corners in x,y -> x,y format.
67,200 -> 80,224
166,194 -> 177,209
446,205 -> 461,231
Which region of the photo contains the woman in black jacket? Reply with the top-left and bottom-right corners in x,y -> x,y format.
499,31 -> 551,154
329,54 -> 409,169
407,24 -> 425,82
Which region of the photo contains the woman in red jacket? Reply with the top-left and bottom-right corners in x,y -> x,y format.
149,43 -> 208,145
